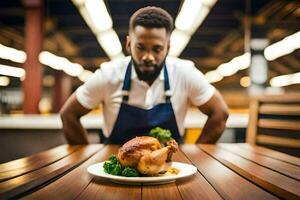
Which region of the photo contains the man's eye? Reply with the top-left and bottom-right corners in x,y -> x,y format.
136,46 -> 144,51
154,48 -> 162,53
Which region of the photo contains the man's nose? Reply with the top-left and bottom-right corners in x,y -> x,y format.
142,52 -> 155,62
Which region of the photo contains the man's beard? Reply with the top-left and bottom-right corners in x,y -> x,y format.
132,58 -> 165,82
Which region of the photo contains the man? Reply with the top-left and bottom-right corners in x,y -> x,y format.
60,6 -> 228,145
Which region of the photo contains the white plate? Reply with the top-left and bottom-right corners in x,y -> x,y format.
87,162 -> 197,185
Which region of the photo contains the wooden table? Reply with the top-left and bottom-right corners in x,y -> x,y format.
0,143 -> 299,200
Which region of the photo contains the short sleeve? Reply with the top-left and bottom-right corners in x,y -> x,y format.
75,69 -> 107,109
186,64 -> 215,106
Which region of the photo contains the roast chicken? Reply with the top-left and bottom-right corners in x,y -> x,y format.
117,136 -> 178,175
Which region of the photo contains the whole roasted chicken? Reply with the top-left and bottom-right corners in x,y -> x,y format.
117,136 -> 178,175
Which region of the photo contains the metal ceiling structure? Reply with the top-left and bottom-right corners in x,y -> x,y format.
0,0 -> 299,90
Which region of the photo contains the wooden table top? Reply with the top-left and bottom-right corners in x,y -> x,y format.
0,143 -> 299,200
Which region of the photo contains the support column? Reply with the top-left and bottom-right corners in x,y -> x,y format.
248,27 -> 269,96
22,0 -> 44,114
52,72 -> 72,113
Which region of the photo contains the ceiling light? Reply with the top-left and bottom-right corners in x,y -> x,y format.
39,51 -> 64,70
240,76 -> 251,87
175,1 -> 204,34
270,72 -> 300,87
264,31 -> 300,60
217,63 -> 239,77
169,30 -> 191,57
0,76 -> 10,86
78,70 -> 93,82
0,64 -> 25,78
205,70 -> 223,83
39,51 -> 83,76
85,0 -> 112,32
63,63 -> 83,77
97,29 -> 123,59
0,44 -> 26,63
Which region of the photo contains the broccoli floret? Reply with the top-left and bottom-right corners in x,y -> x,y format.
149,127 -> 172,143
122,167 -> 139,177
103,155 -> 122,175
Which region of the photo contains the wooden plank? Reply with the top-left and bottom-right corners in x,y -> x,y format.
259,104 -> 300,115
0,145 -> 82,181
219,143 -> 300,180
142,183 -> 182,200
76,178 -> 141,200
22,145 -> 140,200
0,145 -> 80,172
0,144 -> 103,200
257,134 -> 300,148
238,143 -> 300,166
74,145 -> 141,200
200,144 -> 300,199
172,148 -> 222,200
258,119 -> 300,131
256,93 -> 300,103
180,145 -> 278,200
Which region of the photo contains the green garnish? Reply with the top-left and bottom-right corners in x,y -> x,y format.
103,155 -> 139,177
103,155 -> 122,175
149,127 -> 172,143
121,167 -> 139,177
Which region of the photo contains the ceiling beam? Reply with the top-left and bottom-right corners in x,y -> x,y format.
269,60 -> 293,75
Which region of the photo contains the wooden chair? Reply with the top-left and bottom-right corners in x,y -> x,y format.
246,93 -> 300,156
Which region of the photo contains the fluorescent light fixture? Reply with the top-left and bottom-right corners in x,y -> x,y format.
78,69 -> 93,82
0,64 -> 25,78
72,0 -> 124,59
264,31 -> 300,60
39,51 -> 83,77
63,63 -> 83,77
169,29 -> 191,57
233,52 -> 251,70
97,29 -> 123,59
217,63 -> 238,77
71,0 -> 86,6
0,44 -> 26,63
39,51 -> 64,70
170,0 -> 217,57
216,53 -> 251,77
175,1 -> 204,34
270,72 -> 300,87
204,53 -> 250,83
205,70 -> 223,83
0,76 -> 10,86
202,0 -> 218,6
85,0 -> 112,32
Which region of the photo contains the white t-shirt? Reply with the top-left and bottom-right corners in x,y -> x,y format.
76,56 -> 215,137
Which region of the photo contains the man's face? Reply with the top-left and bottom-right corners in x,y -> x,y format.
126,26 -> 170,82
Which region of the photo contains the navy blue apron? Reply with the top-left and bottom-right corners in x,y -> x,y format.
106,60 -> 182,144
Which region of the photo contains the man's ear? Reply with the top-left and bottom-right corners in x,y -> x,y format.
166,38 -> 170,53
126,35 -> 131,54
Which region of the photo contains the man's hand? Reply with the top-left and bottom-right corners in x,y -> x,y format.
196,90 -> 229,143
60,93 -> 91,145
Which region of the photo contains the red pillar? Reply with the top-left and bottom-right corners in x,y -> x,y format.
52,72 -> 72,113
22,0 -> 44,114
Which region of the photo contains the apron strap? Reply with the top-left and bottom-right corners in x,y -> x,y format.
122,60 -> 171,103
122,61 -> 132,102
164,65 -> 171,102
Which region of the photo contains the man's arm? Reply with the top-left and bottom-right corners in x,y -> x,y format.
60,93 -> 91,145
196,90 -> 229,143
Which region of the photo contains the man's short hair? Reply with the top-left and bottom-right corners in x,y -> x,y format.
129,6 -> 174,34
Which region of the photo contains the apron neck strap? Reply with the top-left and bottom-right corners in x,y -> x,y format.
122,60 -> 171,102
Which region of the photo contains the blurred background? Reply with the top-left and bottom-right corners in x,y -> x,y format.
0,0 -> 299,162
